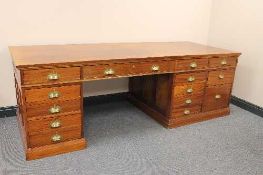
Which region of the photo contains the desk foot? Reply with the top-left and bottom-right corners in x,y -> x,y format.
26,138 -> 87,160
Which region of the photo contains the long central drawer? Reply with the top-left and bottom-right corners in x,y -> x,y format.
83,60 -> 172,80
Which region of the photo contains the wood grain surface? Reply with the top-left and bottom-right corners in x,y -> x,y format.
9,42 -> 240,67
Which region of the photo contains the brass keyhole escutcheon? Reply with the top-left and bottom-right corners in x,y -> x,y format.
188,76 -> 195,82
190,62 -> 197,68
50,119 -> 62,128
184,109 -> 190,115
51,133 -> 62,142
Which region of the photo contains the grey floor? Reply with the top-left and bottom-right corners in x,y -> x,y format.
0,101 -> 262,175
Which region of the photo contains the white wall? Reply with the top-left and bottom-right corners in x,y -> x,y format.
0,0 -> 212,107
208,0 -> 263,107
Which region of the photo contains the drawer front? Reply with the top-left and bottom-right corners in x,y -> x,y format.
29,127 -> 81,148
24,84 -> 81,103
26,99 -> 81,117
207,69 -> 235,85
172,94 -> 203,108
174,72 -> 207,85
171,106 -> 201,118
209,56 -> 237,68
23,67 -> 81,85
27,113 -> 81,135
83,63 -> 131,80
176,58 -> 208,71
131,61 -> 172,75
203,85 -> 232,112
173,83 -> 205,97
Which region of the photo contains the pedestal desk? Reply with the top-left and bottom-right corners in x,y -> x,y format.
9,42 -> 241,160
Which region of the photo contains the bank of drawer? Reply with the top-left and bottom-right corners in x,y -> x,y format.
172,94 -> 203,108
174,72 -> 207,85
24,84 -> 81,104
173,83 -> 205,97
26,99 -> 81,117
83,63 -> 131,80
203,85 -> 232,112
171,106 -> 201,118
29,127 -> 81,148
27,113 -> 81,135
23,67 -> 81,85
131,61 -> 171,75
176,58 -> 208,71
207,69 -> 235,85
209,56 -> 237,68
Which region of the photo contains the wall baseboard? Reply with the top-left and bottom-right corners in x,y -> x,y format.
0,106 -> 17,118
1,94 -> 262,118
230,95 -> 263,117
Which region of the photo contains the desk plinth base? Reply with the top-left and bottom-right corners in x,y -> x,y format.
26,138 -> 87,161
127,95 -> 230,128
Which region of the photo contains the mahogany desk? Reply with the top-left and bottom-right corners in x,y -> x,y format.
9,42 -> 241,160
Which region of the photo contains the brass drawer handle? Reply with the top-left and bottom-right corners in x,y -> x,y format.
185,99 -> 192,104
48,91 -> 60,99
188,76 -> 195,82
190,62 -> 197,68
151,65 -> 160,71
221,59 -> 227,65
104,68 -> 115,75
51,134 -> 62,142
49,105 -> 61,114
186,88 -> 193,93
215,94 -> 221,99
184,109 -> 190,115
50,119 -> 61,128
218,74 -> 224,79
47,73 -> 59,80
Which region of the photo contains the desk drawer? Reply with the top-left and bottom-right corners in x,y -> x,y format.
173,83 -> 205,97
176,58 -> 208,71
174,72 -> 207,85
27,113 -> 81,135
26,99 -> 81,117
172,94 -> 203,108
131,61 -> 171,75
83,63 -> 131,80
171,106 -> 201,118
24,84 -> 81,104
207,69 -> 235,85
203,85 -> 232,111
29,127 -> 81,148
23,67 -> 81,85
209,56 -> 237,68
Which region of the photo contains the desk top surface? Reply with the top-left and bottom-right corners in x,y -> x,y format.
9,42 -> 240,67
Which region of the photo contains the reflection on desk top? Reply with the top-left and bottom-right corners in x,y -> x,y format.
9,41 -> 241,68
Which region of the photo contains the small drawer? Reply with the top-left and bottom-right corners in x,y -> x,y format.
26,99 -> 81,117
173,83 -> 205,97
23,67 -> 81,85
171,106 -> 201,118
209,56 -> 237,68
207,69 -> 235,85
172,94 -> 203,108
27,113 -> 81,135
131,61 -> 172,75
174,72 -> 207,85
176,58 -> 208,71
24,84 -> 81,104
83,63 -> 132,80
29,127 -> 81,148
203,85 -> 232,112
